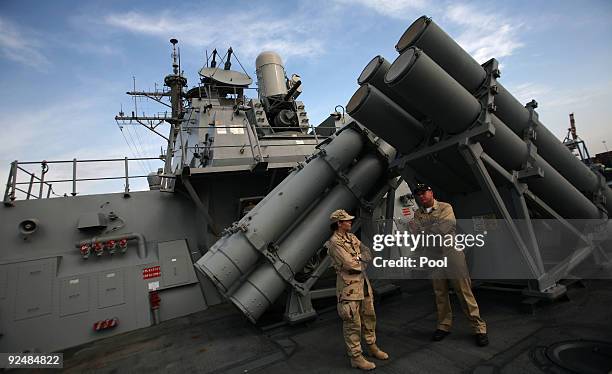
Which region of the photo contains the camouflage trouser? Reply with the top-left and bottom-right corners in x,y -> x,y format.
432,277 -> 487,334
337,296 -> 376,358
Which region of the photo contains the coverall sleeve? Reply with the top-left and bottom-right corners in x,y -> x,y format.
327,240 -> 362,273
430,205 -> 457,235
411,217 -> 424,233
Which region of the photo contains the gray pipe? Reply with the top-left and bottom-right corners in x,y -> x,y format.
347,82 -> 600,219
357,55 -> 424,120
495,85 -> 605,198
395,16 -> 486,94
346,84 -> 425,154
385,47 -> 481,134
195,128 -> 365,292
228,153 -> 386,322
76,232 -> 146,258
483,116 -> 601,219
394,16 -> 612,214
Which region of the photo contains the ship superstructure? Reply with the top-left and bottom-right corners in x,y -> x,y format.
0,40 -> 345,353
1,16 -> 611,374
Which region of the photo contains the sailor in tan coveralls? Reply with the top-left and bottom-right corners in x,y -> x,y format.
325,209 -> 389,371
411,184 -> 489,347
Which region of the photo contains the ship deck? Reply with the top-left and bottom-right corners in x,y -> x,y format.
37,280 -> 612,373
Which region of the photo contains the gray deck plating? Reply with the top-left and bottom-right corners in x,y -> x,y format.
40,280 -> 612,373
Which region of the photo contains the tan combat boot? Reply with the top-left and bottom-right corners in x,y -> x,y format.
368,343 -> 389,360
350,355 -> 376,370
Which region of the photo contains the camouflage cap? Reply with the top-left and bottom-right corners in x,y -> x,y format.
330,209 -> 355,222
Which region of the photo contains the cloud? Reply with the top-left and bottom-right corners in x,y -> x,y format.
103,9 -> 324,61
507,80 -> 612,110
444,4 -> 524,63
540,82 -> 612,110
2,138 -> 160,199
501,80 -> 612,153
333,0 -> 426,19
506,82 -> 551,105
0,95 -> 164,198
0,17 -> 50,70
332,1 -> 523,63
69,41 -> 121,57
0,97 -> 98,157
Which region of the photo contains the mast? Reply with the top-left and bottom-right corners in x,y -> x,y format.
115,38 -> 188,189
162,39 -> 188,182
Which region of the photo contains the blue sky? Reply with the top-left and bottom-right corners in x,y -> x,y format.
1,0 -> 611,197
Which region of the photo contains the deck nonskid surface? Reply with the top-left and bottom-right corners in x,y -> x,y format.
51,280 -> 612,373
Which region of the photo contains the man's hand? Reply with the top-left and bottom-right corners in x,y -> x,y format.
410,219 -> 430,233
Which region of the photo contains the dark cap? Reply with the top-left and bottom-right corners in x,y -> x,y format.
413,183 -> 432,194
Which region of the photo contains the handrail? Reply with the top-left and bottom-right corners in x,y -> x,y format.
4,156 -> 163,205
178,144 -> 318,150
182,125 -> 327,131
15,156 -> 160,165
4,120 -> 335,204
10,175 -> 151,184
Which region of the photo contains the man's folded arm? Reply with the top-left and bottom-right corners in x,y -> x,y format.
430,205 -> 457,235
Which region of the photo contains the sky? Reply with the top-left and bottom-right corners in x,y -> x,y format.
1,0 -> 611,198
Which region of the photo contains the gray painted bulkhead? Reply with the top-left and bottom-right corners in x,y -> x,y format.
0,164 -> 296,353
0,190 -> 217,352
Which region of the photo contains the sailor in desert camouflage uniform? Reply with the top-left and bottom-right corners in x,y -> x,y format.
325,209 -> 389,371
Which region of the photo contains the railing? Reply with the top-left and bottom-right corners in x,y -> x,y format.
4,157 -> 163,205
3,121 -> 337,204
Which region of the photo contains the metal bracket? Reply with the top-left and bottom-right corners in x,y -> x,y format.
284,289 -> 317,323
390,121 -> 495,173
259,245 -> 332,296
250,239 -> 304,293
591,171 -> 609,216
291,161 -> 305,173
316,129 -> 376,214
522,283 -> 567,300
516,165 -> 544,180
318,148 -> 344,175
459,142 -> 542,279
181,167 -> 221,237
471,58 -> 500,131
515,100 -> 544,181
3,161 -> 17,206
470,144 -> 601,291
314,120 -> 360,150
300,255 -> 332,293
334,170 -> 366,205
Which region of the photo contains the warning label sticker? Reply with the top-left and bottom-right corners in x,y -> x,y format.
143,266 -> 161,279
